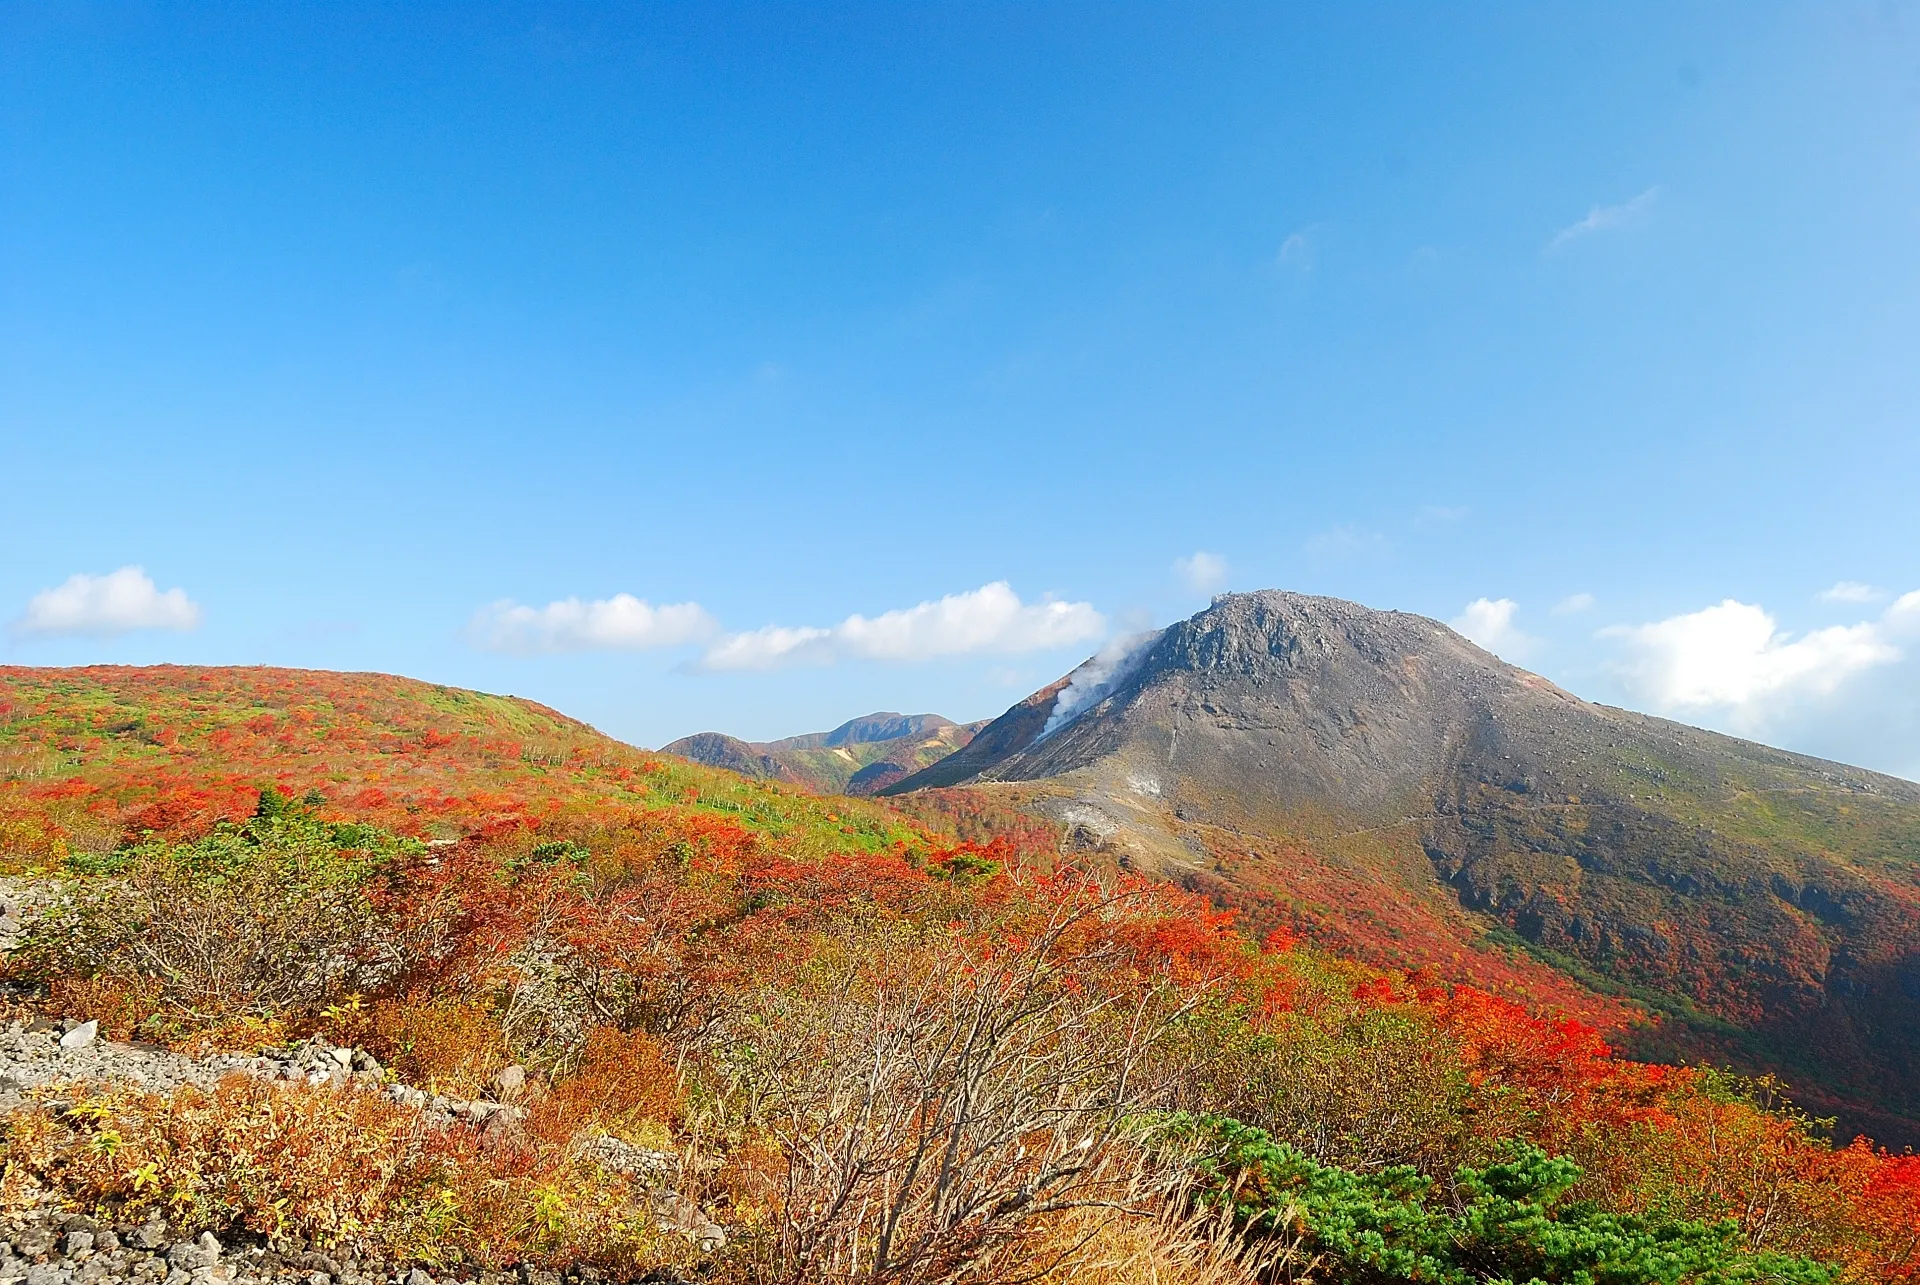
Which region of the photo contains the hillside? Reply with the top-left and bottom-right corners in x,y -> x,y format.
3,665 -> 1918,1283
0,665 -> 924,859
662,711 -> 983,795
885,590 -> 1920,1143
2,663 -> 1919,1282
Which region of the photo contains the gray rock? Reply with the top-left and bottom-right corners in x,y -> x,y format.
58,1236 -> 89,1259
653,1193 -> 724,1253
584,1135 -> 676,1180
403,1269 -> 434,1285
491,1065 -> 525,1098
13,1230 -> 53,1258
165,1235 -> 218,1272
58,1022 -> 96,1051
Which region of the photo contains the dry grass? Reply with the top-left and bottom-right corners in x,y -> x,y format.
1007,1181 -> 1309,1285
0,1076 -> 696,1274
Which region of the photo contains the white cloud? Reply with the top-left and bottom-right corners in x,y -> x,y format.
1173,551 -> 1228,594
1450,598 -> 1540,661
1888,590 -> 1920,635
1602,599 -> 1902,718
700,581 -> 1105,672
1548,186 -> 1659,250
13,567 -> 202,637
1596,593 -> 1920,779
470,594 -> 719,654
1552,592 -> 1597,616
1819,580 -> 1885,604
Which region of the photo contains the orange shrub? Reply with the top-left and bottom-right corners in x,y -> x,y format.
1,1077 -> 437,1248
534,1028 -> 680,1145
0,1077 -> 693,1273
365,996 -> 513,1099
47,975 -> 164,1042
1574,1069 -> 1920,1283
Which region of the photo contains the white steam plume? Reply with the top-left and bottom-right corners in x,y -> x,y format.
1039,630 -> 1162,739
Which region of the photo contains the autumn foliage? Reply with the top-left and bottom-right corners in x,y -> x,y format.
3,667 -> 1919,1282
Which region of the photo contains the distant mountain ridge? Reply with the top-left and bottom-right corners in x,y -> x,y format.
663,711 -> 985,795
885,589 -> 1920,1143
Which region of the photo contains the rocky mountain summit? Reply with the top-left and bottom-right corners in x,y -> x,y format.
887,590 -> 1920,1141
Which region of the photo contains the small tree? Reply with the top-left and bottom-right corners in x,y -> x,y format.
709,894 -> 1216,1284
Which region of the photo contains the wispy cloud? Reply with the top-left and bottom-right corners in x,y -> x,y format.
699,581 -> 1105,672
1173,551 -> 1228,594
1819,581 -> 1886,605
1549,186 -> 1659,250
1305,524 -> 1390,561
12,567 -> 202,638
470,595 -> 719,654
1552,592 -> 1597,616
1276,227 -> 1317,272
1451,597 -> 1540,662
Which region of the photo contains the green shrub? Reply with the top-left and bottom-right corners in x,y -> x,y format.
1166,1114 -> 1839,1284
13,795 -> 419,1027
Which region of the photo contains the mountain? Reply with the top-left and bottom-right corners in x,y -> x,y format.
663,711 -> 985,795
885,590 -> 1920,1142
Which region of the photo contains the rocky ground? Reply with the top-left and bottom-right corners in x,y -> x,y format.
0,1019 -> 718,1285
0,1019 -> 541,1131
0,1214 -> 691,1285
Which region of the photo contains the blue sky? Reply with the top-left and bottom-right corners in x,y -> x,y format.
5,3 -> 1919,775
